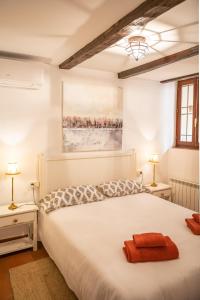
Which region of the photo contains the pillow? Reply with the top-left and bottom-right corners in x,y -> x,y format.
38,185 -> 105,213
97,179 -> 144,198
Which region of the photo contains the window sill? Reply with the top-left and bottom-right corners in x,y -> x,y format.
173,145 -> 199,150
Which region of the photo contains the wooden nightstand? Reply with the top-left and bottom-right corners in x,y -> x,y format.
0,203 -> 38,255
145,183 -> 172,201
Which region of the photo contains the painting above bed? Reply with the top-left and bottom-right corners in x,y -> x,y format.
62,81 -> 123,152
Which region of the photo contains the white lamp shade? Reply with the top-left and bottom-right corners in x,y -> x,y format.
149,153 -> 159,163
6,162 -> 20,175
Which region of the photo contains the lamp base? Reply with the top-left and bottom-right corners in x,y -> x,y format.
8,202 -> 18,210
151,182 -> 157,187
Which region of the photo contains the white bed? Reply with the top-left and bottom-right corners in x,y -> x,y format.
39,193 -> 200,300
37,151 -> 200,300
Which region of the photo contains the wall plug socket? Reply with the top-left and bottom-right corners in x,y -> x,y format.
30,181 -> 40,188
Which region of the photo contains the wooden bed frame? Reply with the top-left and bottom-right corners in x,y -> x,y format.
37,150 -> 136,199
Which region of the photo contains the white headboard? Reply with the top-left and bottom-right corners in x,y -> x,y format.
37,150 -> 136,199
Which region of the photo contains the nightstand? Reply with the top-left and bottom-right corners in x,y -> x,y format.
0,203 -> 38,255
145,183 -> 172,201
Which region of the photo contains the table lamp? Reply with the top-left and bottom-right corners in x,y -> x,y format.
5,162 -> 21,210
149,154 -> 159,187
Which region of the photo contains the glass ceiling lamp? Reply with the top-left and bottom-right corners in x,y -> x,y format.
125,36 -> 149,61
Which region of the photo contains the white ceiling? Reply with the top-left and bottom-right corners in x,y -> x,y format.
0,0 -> 198,81
79,0 -> 199,79
137,56 -> 199,81
0,0 -> 142,59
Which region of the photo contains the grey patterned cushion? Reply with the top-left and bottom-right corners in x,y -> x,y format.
38,185 -> 105,213
97,179 -> 144,197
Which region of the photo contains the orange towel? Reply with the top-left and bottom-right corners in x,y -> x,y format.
133,232 -> 166,248
185,218 -> 200,235
123,236 -> 179,263
192,213 -> 200,224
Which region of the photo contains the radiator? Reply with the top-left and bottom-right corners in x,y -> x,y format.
170,178 -> 199,212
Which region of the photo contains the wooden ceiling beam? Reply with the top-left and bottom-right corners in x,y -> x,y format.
59,0 -> 186,69
160,72 -> 199,83
118,46 -> 199,79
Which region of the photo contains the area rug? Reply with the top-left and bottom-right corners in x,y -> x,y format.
9,257 -> 78,300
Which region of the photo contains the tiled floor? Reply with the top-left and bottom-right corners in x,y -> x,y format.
0,242 -> 48,300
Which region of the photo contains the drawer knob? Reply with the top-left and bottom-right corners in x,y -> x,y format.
13,219 -> 18,223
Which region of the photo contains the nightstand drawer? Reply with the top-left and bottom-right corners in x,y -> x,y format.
0,212 -> 35,228
153,189 -> 171,200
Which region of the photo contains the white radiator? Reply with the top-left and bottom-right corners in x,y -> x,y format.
170,178 -> 199,212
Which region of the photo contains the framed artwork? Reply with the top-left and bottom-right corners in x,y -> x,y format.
62,81 -> 123,152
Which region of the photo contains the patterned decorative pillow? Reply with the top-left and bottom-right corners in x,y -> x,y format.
38,185 -> 105,213
97,179 -> 144,197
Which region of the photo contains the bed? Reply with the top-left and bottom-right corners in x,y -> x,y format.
37,151 -> 200,300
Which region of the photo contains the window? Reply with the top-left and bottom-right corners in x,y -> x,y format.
176,77 -> 199,149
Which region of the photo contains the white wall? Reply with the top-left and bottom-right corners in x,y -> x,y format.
0,62 -> 121,205
120,77 -> 171,184
0,59 -> 198,207
0,62 -> 60,205
168,148 -> 199,184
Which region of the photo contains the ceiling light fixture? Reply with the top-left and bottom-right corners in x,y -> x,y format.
112,23 -> 198,63
125,36 -> 149,61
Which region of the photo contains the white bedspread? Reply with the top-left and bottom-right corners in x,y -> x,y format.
39,193 -> 200,300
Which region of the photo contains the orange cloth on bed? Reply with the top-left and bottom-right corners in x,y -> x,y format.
185,218 -> 200,235
192,213 -> 200,224
133,232 -> 166,248
123,236 -> 179,263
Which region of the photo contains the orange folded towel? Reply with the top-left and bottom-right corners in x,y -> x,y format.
123,236 -> 179,263
192,213 -> 200,224
133,232 -> 166,248
185,218 -> 200,235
